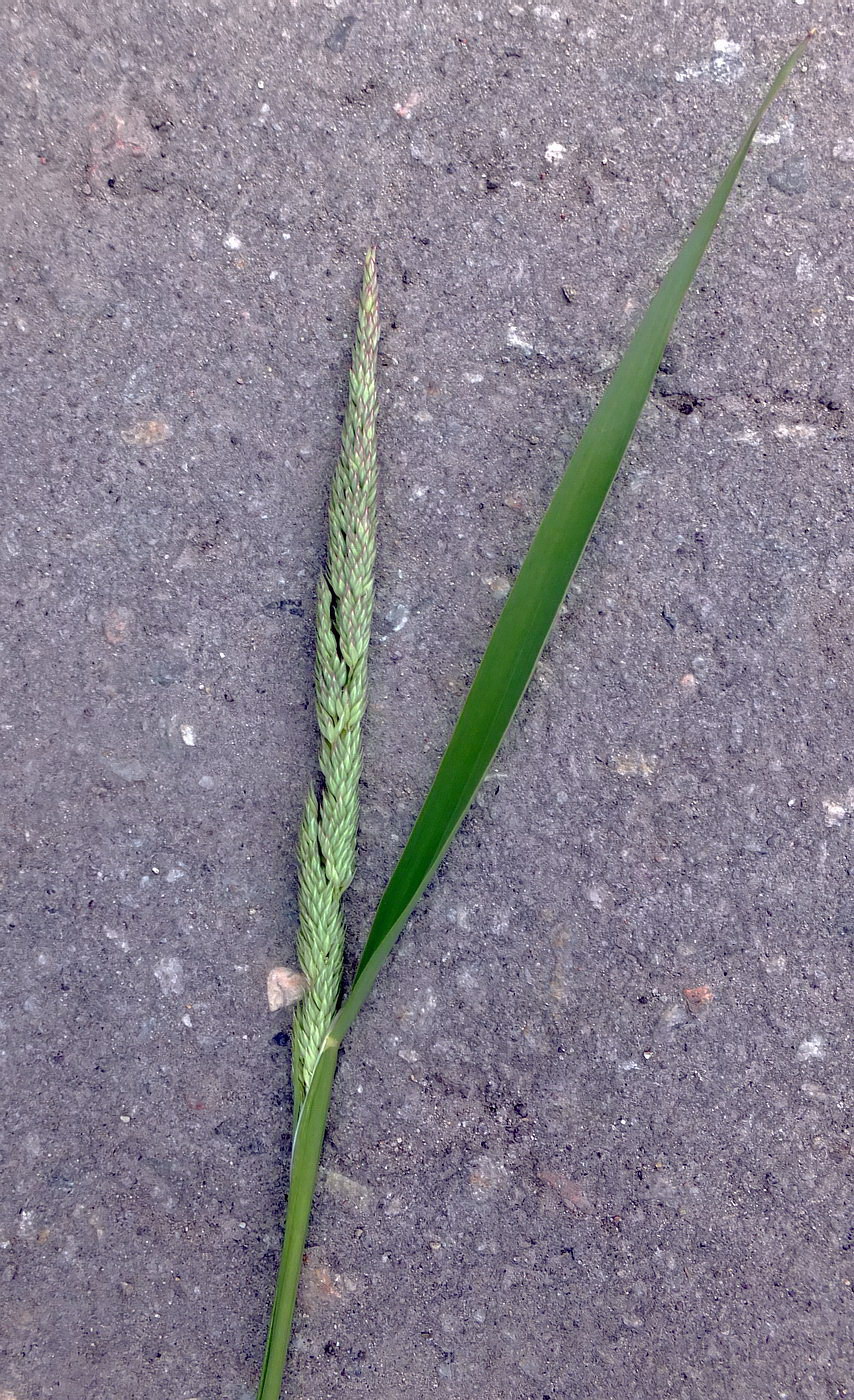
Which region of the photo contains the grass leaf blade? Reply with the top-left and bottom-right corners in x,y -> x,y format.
332,32 -> 812,1041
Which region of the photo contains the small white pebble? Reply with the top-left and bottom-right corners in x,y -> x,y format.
801,1082 -> 829,1101
180,724 -> 196,747
223,233 -> 242,251
386,602 -> 410,632
482,574 -> 511,599
822,799 -> 847,827
267,966 -> 308,1012
544,141 -> 567,164
754,117 -> 794,147
833,136 -> 854,163
796,1034 -> 825,1062
796,253 -> 815,284
612,750 -> 658,779
506,324 -> 534,353
153,956 -> 184,996
659,1002 -> 688,1028
394,90 -> 422,120
774,422 -> 817,441
181,1013 -> 193,1028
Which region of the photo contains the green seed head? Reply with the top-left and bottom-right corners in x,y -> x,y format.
291,248 -> 379,1110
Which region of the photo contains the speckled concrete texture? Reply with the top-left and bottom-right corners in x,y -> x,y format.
1,3 -> 852,1398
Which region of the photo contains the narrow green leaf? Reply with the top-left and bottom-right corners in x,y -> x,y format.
335,32 -> 812,1043
256,36 -> 812,1400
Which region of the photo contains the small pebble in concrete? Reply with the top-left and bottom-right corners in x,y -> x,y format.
104,756 -> 145,783
659,1001 -> 689,1029
153,956 -> 184,996
755,117 -> 794,147
324,13 -> 357,53
103,606 -> 131,644
385,602 -> 409,631
506,324 -> 534,354
768,159 -> 808,196
832,136 -> 854,163
394,90 -> 421,119
266,965 -> 308,1011
469,1154 -> 508,1198
711,38 -> 744,81
320,1168 -> 371,1210
683,985 -> 714,1014
537,1169 -> 593,1213
822,798 -> 847,827
482,574 -> 511,598
121,419 -> 171,447
302,1254 -> 358,1306
676,38 -> 743,85
801,1082 -> 830,1102
796,1034 -> 825,1062
611,750 -> 658,779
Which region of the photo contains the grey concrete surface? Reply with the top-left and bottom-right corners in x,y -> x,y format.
1,2 -> 852,1398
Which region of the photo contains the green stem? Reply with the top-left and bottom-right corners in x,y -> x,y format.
255,1043 -> 338,1400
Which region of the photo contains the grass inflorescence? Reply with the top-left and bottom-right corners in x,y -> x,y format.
291,247 -> 379,1111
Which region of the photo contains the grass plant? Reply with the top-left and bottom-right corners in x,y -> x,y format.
256,36 -> 812,1400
